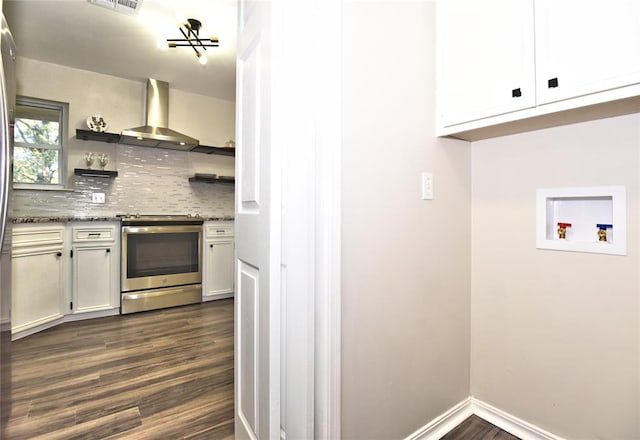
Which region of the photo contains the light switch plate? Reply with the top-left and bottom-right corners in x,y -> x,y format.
92,192 -> 106,204
421,172 -> 433,200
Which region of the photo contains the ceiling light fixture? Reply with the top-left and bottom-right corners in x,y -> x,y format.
167,18 -> 219,66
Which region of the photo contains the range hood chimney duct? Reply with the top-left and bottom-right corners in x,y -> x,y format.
120,79 -> 199,151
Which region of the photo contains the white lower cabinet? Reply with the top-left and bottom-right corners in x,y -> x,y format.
71,223 -> 119,314
12,219 -> 235,337
12,221 -> 120,339
203,222 -> 234,301
12,224 -> 66,336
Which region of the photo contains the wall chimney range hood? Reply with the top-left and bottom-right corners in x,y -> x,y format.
120,79 -> 199,151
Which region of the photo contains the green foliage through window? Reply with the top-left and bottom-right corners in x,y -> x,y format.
13,146 -> 59,184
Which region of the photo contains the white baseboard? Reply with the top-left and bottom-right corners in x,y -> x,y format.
202,292 -> 234,302
405,397 -> 565,440
470,399 -> 565,440
12,315 -> 65,340
65,308 -> 120,322
404,397 -> 473,440
12,308 -> 120,340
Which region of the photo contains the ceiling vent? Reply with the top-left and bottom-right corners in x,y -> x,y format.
87,0 -> 143,15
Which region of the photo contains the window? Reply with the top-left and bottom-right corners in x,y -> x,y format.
13,96 -> 68,188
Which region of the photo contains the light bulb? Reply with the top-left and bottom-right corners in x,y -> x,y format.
175,11 -> 187,26
197,53 -> 208,66
157,37 -> 169,50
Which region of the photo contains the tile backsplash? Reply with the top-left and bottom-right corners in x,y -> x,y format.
13,144 -> 235,218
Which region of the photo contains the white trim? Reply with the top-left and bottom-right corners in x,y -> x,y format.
11,307 -> 120,340
202,292 -> 234,302
470,399 -> 566,440
404,398 -> 473,440
313,0 -> 342,438
11,315 -> 65,340
404,397 -> 566,440
65,308 -> 120,322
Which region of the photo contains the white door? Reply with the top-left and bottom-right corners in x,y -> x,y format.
234,0 -> 281,439
437,0 -> 536,127
234,1 -> 342,438
12,248 -> 64,333
73,246 -> 115,313
535,0 -> 640,104
204,239 -> 234,297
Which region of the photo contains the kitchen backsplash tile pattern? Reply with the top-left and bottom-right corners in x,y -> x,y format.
13,144 -> 235,217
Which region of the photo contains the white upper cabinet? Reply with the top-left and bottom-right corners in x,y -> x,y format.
535,0 -> 640,105
437,0 -> 536,127
437,0 -> 640,139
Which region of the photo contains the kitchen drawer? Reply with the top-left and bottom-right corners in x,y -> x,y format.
205,224 -> 234,239
13,225 -> 65,249
73,226 -> 116,243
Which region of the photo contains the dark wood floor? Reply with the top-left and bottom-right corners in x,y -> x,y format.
441,415 -> 520,440
3,299 -> 234,439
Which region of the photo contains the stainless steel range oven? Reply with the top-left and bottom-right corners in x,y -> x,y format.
120,215 -> 203,314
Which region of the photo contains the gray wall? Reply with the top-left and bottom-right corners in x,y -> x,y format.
13,58 -> 235,218
341,2 -> 471,438
471,114 -> 640,438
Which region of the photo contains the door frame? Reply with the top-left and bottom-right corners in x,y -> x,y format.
312,0 -> 342,437
273,0 -> 342,437
235,0 -> 342,437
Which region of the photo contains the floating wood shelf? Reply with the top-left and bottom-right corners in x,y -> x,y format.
189,174 -> 235,184
76,129 -> 236,157
74,168 -> 118,178
76,129 -> 120,143
190,145 -> 236,156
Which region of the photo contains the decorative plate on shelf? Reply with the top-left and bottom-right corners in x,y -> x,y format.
86,115 -> 108,132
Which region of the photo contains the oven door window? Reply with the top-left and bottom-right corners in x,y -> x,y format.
127,232 -> 200,278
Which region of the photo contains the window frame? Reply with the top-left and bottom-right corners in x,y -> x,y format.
13,96 -> 69,190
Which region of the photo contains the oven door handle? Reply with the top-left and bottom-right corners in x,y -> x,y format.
122,225 -> 204,234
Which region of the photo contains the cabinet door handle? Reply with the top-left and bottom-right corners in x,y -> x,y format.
511,88 -> 522,98
548,77 -> 559,88
105,248 -> 111,253
210,244 -> 214,248
56,252 -> 62,257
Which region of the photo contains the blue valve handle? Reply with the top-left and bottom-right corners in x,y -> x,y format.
596,224 -> 613,230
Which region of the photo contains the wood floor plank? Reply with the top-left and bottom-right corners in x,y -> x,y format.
183,418 -> 234,440
5,406 -> 77,439
5,299 -> 235,439
30,407 -> 142,440
440,415 -> 521,440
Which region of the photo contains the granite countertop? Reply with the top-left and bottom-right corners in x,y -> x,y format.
13,215 -> 234,223
203,216 -> 234,221
13,216 -> 121,223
